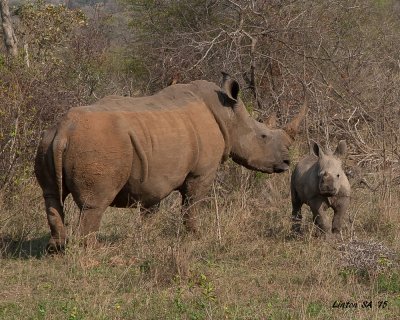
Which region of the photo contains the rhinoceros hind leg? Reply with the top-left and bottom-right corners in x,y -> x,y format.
46,238 -> 67,254
78,206 -> 108,247
44,195 -> 67,253
181,193 -> 200,233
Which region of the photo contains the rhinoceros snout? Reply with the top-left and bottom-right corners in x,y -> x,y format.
319,187 -> 337,197
273,160 -> 290,173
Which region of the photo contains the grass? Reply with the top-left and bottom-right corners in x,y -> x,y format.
1,156 -> 399,319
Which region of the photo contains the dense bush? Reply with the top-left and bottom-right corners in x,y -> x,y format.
0,0 -> 146,199
1,0 -> 400,200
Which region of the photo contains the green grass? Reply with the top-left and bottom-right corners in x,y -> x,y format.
1,164 -> 399,320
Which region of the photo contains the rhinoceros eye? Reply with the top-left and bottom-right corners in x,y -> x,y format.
337,174 -> 340,178
261,134 -> 267,139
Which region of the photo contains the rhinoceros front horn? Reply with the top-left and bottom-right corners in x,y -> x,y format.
284,98 -> 308,139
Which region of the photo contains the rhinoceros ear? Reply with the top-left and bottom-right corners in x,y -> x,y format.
334,140 -> 347,157
311,141 -> 324,158
221,72 -> 239,104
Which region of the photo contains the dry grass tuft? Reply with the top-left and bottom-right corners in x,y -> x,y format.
338,239 -> 399,274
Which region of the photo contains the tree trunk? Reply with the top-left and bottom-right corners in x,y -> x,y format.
0,0 -> 17,57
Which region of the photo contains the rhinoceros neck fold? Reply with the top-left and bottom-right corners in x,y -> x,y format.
187,81 -> 233,163
207,112 -> 231,162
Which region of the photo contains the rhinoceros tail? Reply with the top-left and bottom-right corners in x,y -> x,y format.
129,130 -> 148,183
52,132 -> 67,206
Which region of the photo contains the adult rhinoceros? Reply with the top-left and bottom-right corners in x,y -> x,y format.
35,73 -> 305,252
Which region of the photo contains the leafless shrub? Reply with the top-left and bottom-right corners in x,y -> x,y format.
126,0 -> 400,179
338,239 -> 399,274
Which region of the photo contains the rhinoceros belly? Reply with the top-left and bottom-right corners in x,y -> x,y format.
110,174 -> 186,208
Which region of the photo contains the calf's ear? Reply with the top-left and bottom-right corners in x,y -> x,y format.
334,140 -> 347,157
311,141 -> 324,158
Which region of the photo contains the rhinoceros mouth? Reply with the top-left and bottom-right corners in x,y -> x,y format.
273,164 -> 290,173
320,189 -> 337,197
231,153 -> 289,174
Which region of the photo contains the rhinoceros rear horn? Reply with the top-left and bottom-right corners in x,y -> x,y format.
284,99 -> 308,139
221,72 -> 239,103
263,113 -> 278,128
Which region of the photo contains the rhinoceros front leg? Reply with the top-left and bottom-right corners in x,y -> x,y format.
332,196 -> 350,234
291,187 -> 303,234
309,198 -> 330,235
180,171 -> 217,233
44,195 -> 67,253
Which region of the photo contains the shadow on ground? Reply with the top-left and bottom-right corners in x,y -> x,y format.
0,235 -> 49,259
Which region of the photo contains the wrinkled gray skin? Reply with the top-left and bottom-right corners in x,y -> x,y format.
35,73 -> 305,252
291,141 -> 351,235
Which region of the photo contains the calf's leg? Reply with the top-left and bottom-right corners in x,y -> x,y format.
332,197 -> 350,234
291,187 -> 303,234
309,198 -> 330,235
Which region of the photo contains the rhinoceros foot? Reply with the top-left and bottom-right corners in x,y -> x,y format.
46,238 -> 66,254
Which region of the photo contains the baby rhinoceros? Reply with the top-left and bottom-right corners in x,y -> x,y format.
291,141 -> 351,236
